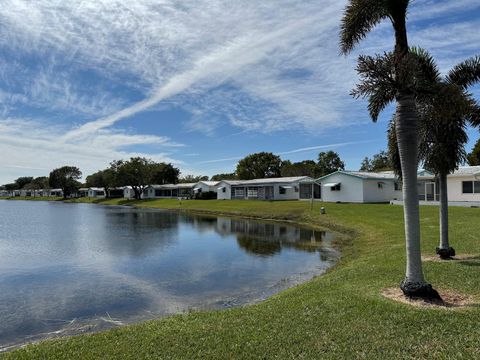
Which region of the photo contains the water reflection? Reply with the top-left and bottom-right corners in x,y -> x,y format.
0,201 -> 339,351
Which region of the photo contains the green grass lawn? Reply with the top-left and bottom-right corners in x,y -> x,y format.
3,199 -> 480,359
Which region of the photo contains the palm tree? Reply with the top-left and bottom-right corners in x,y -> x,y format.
387,53 -> 480,260
340,0 -> 441,299
419,56 -> 480,259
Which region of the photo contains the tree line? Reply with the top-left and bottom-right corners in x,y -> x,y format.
0,151 -> 348,200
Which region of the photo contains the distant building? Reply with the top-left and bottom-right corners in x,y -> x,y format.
303,171 -> 403,203
216,177 -> 313,201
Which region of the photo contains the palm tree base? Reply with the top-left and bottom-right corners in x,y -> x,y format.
435,247 -> 456,260
400,280 -> 442,301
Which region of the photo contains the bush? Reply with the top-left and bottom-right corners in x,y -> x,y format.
194,191 -> 217,200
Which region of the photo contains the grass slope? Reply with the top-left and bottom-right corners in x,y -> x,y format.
3,199 -> 480,359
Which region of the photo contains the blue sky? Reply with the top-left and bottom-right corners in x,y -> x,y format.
1,0 -> 479,184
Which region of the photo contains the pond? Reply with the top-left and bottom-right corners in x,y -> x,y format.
0,200 -> 339,351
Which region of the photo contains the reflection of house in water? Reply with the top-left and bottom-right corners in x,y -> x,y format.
214,217 -> 335,257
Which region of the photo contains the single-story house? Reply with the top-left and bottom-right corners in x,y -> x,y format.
78,187 -> 106,198
416,166 -> 480,203
140,183 -> 197,199
107,187 -> 125,198
49,189 -> 63,197
216,177 -> 313,201
123,186 -> 137,199
193,181 -> 220,195
308,171 -> 403,203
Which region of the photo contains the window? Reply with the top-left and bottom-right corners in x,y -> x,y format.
222,187 -> 226,193
331,184 -> 341,191
294,186 -> 299,193
463,181 -> 474,194
232,187 -> 245,198
463,181 -> 480,194
377,182 -> 384,189
247,187 -> 258,198
279,186 -> 286,194
395,182 -> 403,191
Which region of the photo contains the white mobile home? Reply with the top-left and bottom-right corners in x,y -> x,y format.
143,183 -> 196,199
193,181 -> 220,195
312,171 -> 403,203
216,177 -> 313,201
88,187 -> 106,198
415,166 -> 480,204
49,189 -> 63,197
123,186 -> 137,199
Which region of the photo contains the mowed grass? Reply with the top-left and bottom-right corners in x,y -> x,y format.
3,199 -> 480,359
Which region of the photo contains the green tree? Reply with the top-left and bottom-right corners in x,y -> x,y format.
3,183 -> 16,193
152,163 -> 180,184
49,166 -> 82,199
23,177 -> 50,197
210,173 -> 237,181
467,138 -> 480,166
86,169 -> 116,197
236,152 -> 282,180
110,157 -> 155,200
359,151 -> 391,172
386,51 -> 480,261
418,53 -> 480,259
317,151 -> 344,177
179,175 -> 209,183
14,177 -> 34,189
340,0 -> 440,299
281,160 -> 319,178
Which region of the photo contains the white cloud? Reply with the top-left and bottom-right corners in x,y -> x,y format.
0,0 -> 479,181
0,118 -> 184,184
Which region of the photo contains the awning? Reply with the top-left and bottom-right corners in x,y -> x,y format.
193,187 -> 201,191
217,186 -> 226,190
323,182 -> 340,187
280,185 -> 293,189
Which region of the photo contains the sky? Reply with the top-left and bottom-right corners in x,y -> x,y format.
1,0 -> 480,184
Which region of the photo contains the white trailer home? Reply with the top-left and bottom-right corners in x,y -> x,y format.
193,181 -> 220,196
311,171 -> 403,203
216,177 -> 313,201
123,186 -> 137,199
143,183 -> 196,199
415,166 -> 480,204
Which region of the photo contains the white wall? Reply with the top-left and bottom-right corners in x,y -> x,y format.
320,173 -> 364,203
217,182 -> 232,200
363,180 -> 402,203
447,176 -> 480,202
273,183 -> 300,200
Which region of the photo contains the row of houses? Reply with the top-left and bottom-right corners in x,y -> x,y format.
0,188 -> 64,197
3,166 -> 480,204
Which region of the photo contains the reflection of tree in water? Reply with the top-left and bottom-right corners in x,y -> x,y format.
222,218 -> 334,257
103,209 -> 180,256
236,235 -> 282,257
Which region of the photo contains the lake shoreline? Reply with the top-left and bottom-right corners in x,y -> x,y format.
2,199 -> 480,359
0,198 -> 343,354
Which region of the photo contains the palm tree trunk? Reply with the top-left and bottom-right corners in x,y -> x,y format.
436,172 -> 455,259
396,93 -> 440,299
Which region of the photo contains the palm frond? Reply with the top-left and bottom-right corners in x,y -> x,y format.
340,0 -> 388,54
351,53 -> 396,121
419,83 -> 470,175
446,56 -> 480,89
387,116 -> 402,178
409,47 -> 441,84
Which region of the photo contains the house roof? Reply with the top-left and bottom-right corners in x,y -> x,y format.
148,183 -> 197,189
220,176 -> 312,186
197,181 -> 220,186
450,166 -> 480,177
316,170 -> 398,182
